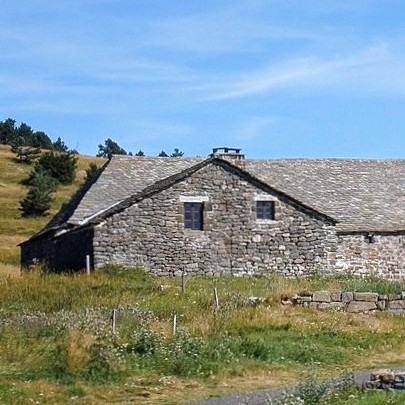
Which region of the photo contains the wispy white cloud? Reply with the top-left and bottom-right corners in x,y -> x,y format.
1,0 -> 405,158
195,42 -> 405,100
142,2 -> 324,53
231,116 -> 277,142
121,120 -> 194,141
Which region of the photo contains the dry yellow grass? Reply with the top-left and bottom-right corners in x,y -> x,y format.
0,234 -> 27,265
0,262 -> 20,277
0,144 -> 105,264
66,329 -> 95,373
6,364 -> 304,405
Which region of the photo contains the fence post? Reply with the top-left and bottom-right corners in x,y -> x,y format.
111,309 -> 116,334
181,269 -> 185,294
213,287 -> 219,310
172,313 -> 177,336
86,255 -> 91,275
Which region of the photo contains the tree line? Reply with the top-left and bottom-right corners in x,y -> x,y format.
96,138 -> 184,158
1,118 -> 184,218
0,118 -> 184,159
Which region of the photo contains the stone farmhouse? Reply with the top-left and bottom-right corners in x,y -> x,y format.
20,148 -> 404,279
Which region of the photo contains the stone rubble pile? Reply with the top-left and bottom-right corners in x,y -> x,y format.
281,290 -> 405,313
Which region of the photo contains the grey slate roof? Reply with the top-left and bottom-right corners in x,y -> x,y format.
61,155 -> 405,233
68,156 -> 203,224
244,159 -> 405,232
82,158 -> 337,228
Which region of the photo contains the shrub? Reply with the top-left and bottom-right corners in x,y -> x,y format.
267,372 -> 355,405
84,162 -> 101,182
51,308 -> 126,383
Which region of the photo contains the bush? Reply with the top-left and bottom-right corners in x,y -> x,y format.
84,162 -> 101,182
268,372 -> 355,405
51,309 -> 127,383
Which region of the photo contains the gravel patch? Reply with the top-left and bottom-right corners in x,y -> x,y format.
186,367 -> 405,405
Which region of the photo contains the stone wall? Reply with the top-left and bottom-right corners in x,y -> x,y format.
333,233 -> 404,279
364,369 -> 405,391
282,290 -> 405,313
93,164 -> 337,277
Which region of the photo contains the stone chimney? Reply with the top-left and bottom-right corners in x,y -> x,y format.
210,147 -> 245,166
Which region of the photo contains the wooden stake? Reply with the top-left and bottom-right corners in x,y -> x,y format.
86,255 -> 91,275
181,269 -> 185,294
112,309 -> 116,334
214,287 -> 219,309
172,313 -> 177,336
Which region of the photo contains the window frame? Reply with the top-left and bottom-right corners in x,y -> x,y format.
256,200 -> 275,221
184,202 -> 204,230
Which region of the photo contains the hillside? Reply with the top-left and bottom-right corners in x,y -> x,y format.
0,144 -> 104,272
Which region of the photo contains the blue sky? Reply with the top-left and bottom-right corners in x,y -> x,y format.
1,0 -> 405,158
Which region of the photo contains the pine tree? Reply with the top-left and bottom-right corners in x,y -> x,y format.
11,144 -> 41,164
19,172 -> 56,217
85,162 -> 101,182
170,148 -> 184,157
97,138 -> 127,158
35,151 -> 78,185
52,137 -> 69,152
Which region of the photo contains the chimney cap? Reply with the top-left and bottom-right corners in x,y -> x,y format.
210,147 -> 245,161
211,147 -> 242,155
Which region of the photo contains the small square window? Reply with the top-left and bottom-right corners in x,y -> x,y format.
184,203 -> 204,230
256,201 -> 275,220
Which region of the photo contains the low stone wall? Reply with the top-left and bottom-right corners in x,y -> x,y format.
281,290 -> 405,313
364,369 -> 405,391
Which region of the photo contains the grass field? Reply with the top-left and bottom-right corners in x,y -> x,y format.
0,268 -> 404,404
0,145 -> 404,404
